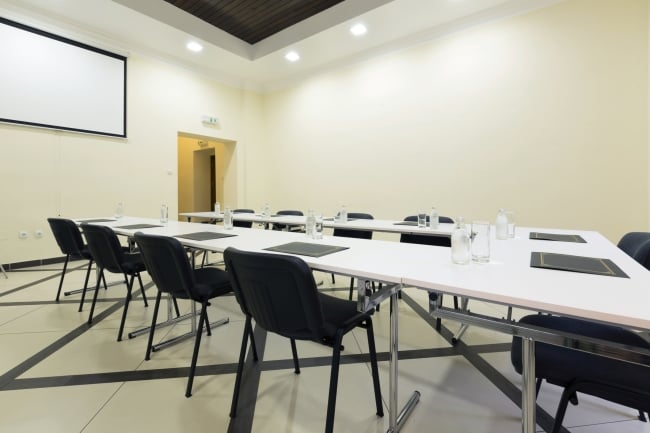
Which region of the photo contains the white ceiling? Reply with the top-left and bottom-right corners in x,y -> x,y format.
0,0 -> 562,91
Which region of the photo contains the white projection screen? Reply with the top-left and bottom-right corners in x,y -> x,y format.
0,17 -> 127,137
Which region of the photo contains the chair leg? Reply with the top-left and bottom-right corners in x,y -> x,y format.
87,268 -> 104,324
365,318 -> 384,417
117,274 -> 134,341
290,338 -> 300,374
231,316 -> 253,417
348,278 -> 355,300
136,272 -> 148,306
55,255 -> 70,302
551,386 -> 574,433
249,319 -> 259,361
145,291 -> 162,361
325,329 -> 345,433
331,273 -> 335,284
172,296 -> 181,317
186,301 -> 208,398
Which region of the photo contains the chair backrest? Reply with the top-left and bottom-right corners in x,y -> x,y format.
223,247 -> 326,340
80,223 -> 127,274
333,212 -> 374,240
399,215 -> 454,247
273,209 -> 304,230
617,232 -> 650,270
233,208 -> 255,228
48,217 -> 85,256
134,232 -> 195,299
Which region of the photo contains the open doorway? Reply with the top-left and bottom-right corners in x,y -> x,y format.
177,133 -> 237,218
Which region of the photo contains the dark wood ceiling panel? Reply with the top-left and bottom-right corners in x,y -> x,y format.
164,0 -> 346,45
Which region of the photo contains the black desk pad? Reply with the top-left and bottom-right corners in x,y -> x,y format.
78,218 -> 116,223
530,232 -> 586,243
530,252 -> 628,278
114,224 -> 163,230
264,242 -> 349,257
394,221 -> 418,226
174,232 -> 237,241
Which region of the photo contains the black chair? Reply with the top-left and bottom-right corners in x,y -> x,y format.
80,223 -> 148,340
399,215 -> 454,246
223,247 -> 383,433
618,232 -> 650,269
511,314 -> 650,433
47,217 -> 107,305
233,208 -> 255,228
134,232 -> 232,398
272,209 -> 304,232
332,213 -> 375,300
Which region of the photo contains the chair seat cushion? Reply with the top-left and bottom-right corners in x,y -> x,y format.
121,253 -> 147,274
319,293 -> 369,338
192,267 -> 232,301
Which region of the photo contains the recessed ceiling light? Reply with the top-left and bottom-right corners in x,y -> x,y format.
350,23 -> 367,36
187,41 -> 203,52
285,51 -> 300,62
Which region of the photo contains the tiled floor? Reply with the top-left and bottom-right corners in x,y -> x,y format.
0,260 -> 647,433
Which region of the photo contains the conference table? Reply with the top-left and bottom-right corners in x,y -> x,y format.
77,216 -> 650,433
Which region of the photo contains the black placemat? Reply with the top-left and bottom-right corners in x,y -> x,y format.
394,221 -> 418,226
114,224 -> 163,229
77,218 -> 116,223
264,242 -> 349,257
174,232 -> 237,241
530,232 -> 586,243
530,252 -> 628,278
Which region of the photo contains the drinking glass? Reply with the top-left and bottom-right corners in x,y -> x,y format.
114,201 -> 124,219
506,211 -> 516,238
224,207 -> 233,229
160,204 -> 168,224
471,221 -> 490,263
313,213 -> 323,239
417,210 -> 426,228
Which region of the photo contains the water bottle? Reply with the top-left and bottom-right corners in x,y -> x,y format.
305,209 -> 315,238
495,208 -> 508,240
160,204 -> 168,224
429,207 -> 439,229
214,201 -> 221,215
224,207 -> 233,229
114,201 -> 124,219
451,217 -> 470,265
262,203 -> 270,217
340,205 -> 348,223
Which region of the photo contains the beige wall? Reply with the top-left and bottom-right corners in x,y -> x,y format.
259,0 -> 648,243
0,0 -> 647,264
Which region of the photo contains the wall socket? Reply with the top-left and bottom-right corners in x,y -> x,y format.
34,230 -> 43,238
19,231 -> 28,239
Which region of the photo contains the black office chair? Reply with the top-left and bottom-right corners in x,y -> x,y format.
47,217 -> 106,304
332,213 -> 375,300
511,314 -> 650,433
233,208 -> 255,228
223,247 -> 383,433
272,209 -> 304,232
618,232 -> 650,269
80,223 -> 148,340
399,215 -> 454,246
134,232 -> 232,397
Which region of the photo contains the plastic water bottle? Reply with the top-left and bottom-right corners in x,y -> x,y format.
496,208 -> 509,240
160,204 -> 168,224
214,201 -> 221,215
340,205 -> 348,223
224,207 -> 233,229
451,217 -> 470,265
305,209 -> 315,238
429,207 -> 439,229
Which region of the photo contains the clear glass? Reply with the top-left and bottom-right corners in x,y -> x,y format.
214,201 -> 221,215
114,201 -> 124,219
429,207 -> 439,229
160,204 -> 168,224
471,221 -> 490,263
262,203 -> 270,217
495,208 -> 509,240
340,205 -> 347,223
506,211 -> 516,238
313,213 -> 323,239
451,217 -> 470,265
224,207 -> 233,229
305,209 -> 315,238
417,210 -> 426,228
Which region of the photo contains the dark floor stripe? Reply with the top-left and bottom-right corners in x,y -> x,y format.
401,293 -> 569,433
0,265 -> 85,298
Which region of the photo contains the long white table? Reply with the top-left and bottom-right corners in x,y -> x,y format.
79,216 -> 650,433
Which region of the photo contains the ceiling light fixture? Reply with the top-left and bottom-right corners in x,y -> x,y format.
187,41 -> 203,52
350,23 -> 367,36
285,51 -> 300,62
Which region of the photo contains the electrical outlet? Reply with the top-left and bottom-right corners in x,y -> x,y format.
35,229 -> 44,238
19,231 -> 28,239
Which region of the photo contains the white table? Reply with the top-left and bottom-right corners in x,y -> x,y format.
81,217 -> 650,433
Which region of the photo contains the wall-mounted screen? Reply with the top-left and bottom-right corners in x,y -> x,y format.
0,17 -> 127,137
